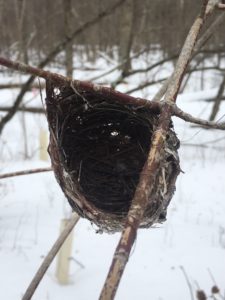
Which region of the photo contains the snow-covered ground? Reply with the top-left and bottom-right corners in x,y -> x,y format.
0,55 -> 225,299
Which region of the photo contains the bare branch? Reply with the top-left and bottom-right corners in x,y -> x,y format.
0,167 -> 52,180
126,65 -> 225,95
88,47 -> 149,82
0,106 -> 45,114
99,3 -> 213,299
217,3 -> 225,9
180,266 -> 195,300
0,82 -> 45,90
22,213 -> 80,300
172,103 -> 225,129
126,77 -> 166,94
0,57 -> 161,112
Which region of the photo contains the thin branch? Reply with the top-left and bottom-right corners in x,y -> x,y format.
172,102 -> 225,129
0,82 -> 45,90
22,213 -> 80,300
0,106 -> 45,114
0,167 -> 52,179
126,77 -> 167,94
0,57 -> 161,112
217,3 -> 225,9
88,47 -> 150,82
126,64 -> 225,95
99,2 -> 213,299
180,266 -> 195,300
182,143 -> 224,150
209,76 -> 225,121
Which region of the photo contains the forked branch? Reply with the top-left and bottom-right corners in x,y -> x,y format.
99,1 -> 221,299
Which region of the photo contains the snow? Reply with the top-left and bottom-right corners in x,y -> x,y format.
0,54 -> 225,300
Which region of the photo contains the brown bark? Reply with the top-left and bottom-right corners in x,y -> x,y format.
0,56 -> 160,112
99,1 -> 220,299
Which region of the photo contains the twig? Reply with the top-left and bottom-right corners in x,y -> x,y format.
0,167 -> 52,179
22,213 -> 80,300
172,103 -> 225,129
180,266 -> 195,300
182,143 -> 224,150
126,77 -> 166,94
0,106 -> 45,114
99,2 -> 214,299
126,64 -> 225,95
0,82 -> 45,90
88,47 -> 149,82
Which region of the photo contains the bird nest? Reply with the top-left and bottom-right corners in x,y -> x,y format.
45,80 -> 180,233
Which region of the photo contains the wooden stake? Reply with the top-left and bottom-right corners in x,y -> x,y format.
56,218 -> 74,284
39,128 -> 49,161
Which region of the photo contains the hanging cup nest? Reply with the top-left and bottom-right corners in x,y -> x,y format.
45,80 -> 180,233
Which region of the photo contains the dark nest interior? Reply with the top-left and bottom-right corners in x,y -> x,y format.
46,80 -> 180,232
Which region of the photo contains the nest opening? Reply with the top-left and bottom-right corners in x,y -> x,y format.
61,102 -> 153,216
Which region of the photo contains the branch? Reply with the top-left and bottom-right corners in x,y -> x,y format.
180,266 -> 195,300
0,106 -> 45,114
126,65 -> 225,95
172,103 -> 225,129
89,47 -> 150,82
0,0 -> 126,135
0,82 -> 45,90
126,77 -> 167,94
22,213 -> 80,300
0,167 -> 52,179
0,57 -> 161,112
99,2 -> 213,299
217,3 -> 225,9
209,76 -> 225,121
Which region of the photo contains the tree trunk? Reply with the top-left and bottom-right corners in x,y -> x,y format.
119,0 -> 137,76
209,76 -> 225,121
16,0 -> 29,64
63,0 -> 73,78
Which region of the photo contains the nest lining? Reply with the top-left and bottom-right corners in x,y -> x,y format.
46,81 -> 180,232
